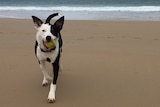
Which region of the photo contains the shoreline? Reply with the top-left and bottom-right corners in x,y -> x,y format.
0,10 -> 160,21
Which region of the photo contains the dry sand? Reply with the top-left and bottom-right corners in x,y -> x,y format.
0,19 -> 160,107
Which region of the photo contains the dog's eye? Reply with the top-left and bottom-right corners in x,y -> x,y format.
42,30 -> 46,32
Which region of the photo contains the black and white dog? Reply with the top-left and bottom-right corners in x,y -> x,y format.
32,13 -> 64,103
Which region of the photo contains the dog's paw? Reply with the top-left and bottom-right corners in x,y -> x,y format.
42,82 -> 49,87
47,84 -> 56,103
42,79 -> 49,87
42,76 -> 52,86
48,98 -> 55,103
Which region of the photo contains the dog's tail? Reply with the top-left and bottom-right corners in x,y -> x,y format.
45,13 -> 62,24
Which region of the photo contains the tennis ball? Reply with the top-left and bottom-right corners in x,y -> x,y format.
45,40 -> 56,49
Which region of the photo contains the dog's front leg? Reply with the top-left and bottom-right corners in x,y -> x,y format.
48,55 -> 60,103
39,61 -> 52,86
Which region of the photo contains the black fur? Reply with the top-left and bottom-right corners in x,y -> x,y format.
35,41 -> 40,64
52,50 -> 60,84
46,58 -> 51,62
35,41 -> 38,56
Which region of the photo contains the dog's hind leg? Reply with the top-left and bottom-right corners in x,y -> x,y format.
39,61 -> 52,86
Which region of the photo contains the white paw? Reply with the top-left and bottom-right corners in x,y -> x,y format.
48,97 -> 55,103
42,79 -> 49,86
42,76 -> 52,86
48,84 -> 56,103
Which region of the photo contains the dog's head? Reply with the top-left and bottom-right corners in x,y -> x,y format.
32,13 -> 64,50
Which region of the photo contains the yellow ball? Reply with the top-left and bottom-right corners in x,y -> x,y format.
45,40 -> 56,49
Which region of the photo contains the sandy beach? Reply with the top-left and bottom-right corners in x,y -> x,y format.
0,19 -> 160,107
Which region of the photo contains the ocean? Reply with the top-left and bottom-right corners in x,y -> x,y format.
0,0 -> 160,20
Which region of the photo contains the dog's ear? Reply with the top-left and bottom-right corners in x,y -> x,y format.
54,16 -> 64,31
32,16 -> 43,29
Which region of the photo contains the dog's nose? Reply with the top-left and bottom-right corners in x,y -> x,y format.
46,36 -> 51,42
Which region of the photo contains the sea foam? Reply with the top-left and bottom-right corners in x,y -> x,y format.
0,6 -> 160,12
